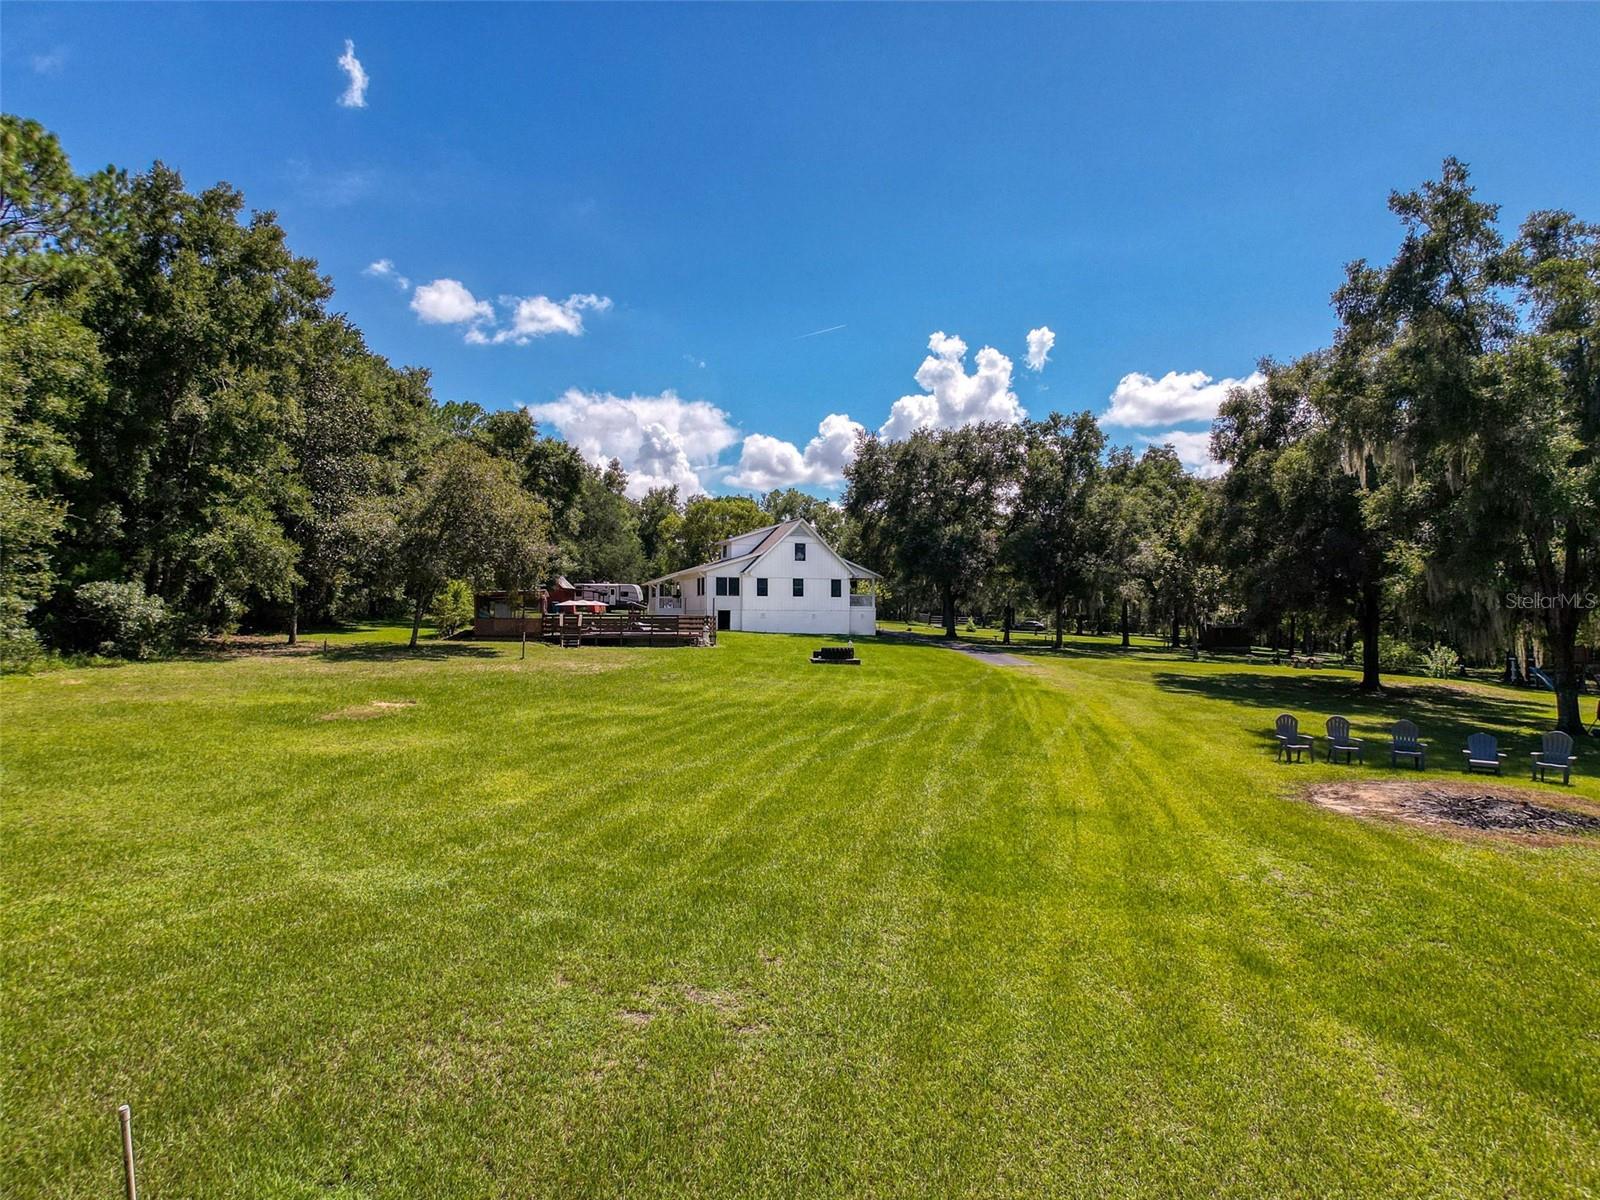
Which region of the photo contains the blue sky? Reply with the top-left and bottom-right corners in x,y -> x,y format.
6,3 -> 1598,497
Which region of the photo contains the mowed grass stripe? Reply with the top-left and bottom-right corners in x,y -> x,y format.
2,630 -> 1597,1197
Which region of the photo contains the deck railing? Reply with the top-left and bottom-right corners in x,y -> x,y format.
472,612 -> 715,646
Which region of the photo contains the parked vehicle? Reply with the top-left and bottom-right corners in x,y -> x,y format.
1015,618 -> 1046,632
575,582 -> 644,608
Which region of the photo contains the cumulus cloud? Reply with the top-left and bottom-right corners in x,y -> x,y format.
1100,369 -> 1265,427
410,279 -> 493,326
526,390 -> 739,499
363,259 -> 409,290
407,280 -> 611,344
878,332 -> 1025,441
728,412 -> 866,490
486,293 -> 612,344
337,39 -> 369,108
1025,326 -> 1056,372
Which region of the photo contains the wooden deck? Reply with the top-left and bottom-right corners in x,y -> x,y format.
472,613 -> 716,647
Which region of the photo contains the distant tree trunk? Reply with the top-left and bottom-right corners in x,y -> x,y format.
1170,611 -> 1180,648
1358,581 -> 1381,691
1054,599 -> 1064,650
942,582 -> 957,641
1120,598 -> 1130,648
1542,604 -> 1583,735
1287,615 -> 1296,657
1002,604 -> 1013,646
287,583 -> 298,647
409,593 -> 426,649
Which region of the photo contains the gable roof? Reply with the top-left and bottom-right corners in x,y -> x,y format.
715,521 -> 782,548
644,518 -> 880,585
737,521 -> 795,564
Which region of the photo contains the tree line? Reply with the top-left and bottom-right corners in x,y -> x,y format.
4,120 -> 1595,730
840,159 -> 1598,734
0,118 -> 846,656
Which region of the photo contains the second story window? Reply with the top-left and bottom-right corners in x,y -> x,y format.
831,579 -> 842,598
756,578 -> 768,596
794,543 -> 807,561
715,577 -> 727,596
793,578 -> 805,597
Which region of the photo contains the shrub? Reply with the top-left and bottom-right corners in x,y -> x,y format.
1353,636 -> 1420,675
1422,643 -> 1462,679
71,580 -> 171,659
0,598 -> 45,672
430,579 -> 475,639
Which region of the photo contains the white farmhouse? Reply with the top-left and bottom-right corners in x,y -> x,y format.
644,519 -> 880,636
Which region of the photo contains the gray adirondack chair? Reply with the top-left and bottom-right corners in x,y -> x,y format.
1463,732 -> 1507,776
1324,716 -> 1363,764
1275,714 -> 1314,763
1390,720 -> 1426,770
1531,731 -> 1577,784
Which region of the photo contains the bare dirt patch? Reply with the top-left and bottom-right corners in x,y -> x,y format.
1303,779 -> 1600,840
682,984 -> 741,1015
320,699 -> 419,721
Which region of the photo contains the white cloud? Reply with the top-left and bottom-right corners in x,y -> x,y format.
728,412 -> 866,490
31,47 -> 67,76
363,259 -> 409,290
487,293 -> 612,344
410,279 -> 493,326
526,390 -> 739,499
1025,326 -> 1056,372
878,332 -> 1025,440
406,281 -> 611,344
1100,369 -> 1265,427
1145,430 -> 1226,479
337,39 -> 369,108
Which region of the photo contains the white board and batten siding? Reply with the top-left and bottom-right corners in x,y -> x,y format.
650,520 -> 877,637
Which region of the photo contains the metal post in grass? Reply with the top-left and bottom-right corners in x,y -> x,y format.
118,1104 -> 137,1200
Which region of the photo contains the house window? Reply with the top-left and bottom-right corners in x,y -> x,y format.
696,578 -> 705,596
793,578 -> 805,597
794,543 -> 807,561
715,577 -> 728,596
728,577 -> 740,597
756,578 -> 768,597
831,579 -> 842,598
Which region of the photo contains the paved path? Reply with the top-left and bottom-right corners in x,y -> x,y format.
939,641 -> 1031,668
877,630 -> 1034,667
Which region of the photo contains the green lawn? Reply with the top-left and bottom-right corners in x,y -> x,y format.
3,629 -> 1598,1197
